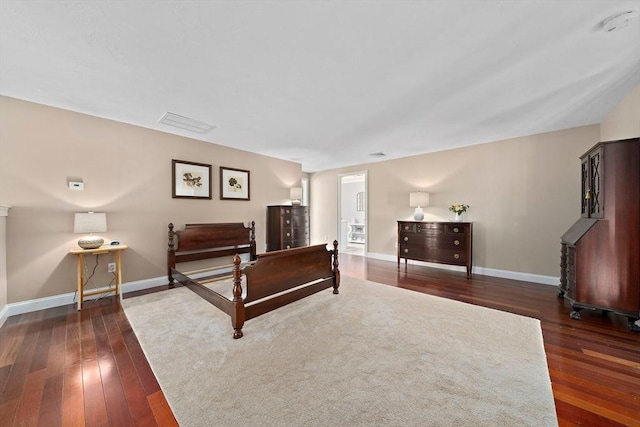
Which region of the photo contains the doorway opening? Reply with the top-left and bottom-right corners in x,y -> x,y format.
338,171 -> 367,256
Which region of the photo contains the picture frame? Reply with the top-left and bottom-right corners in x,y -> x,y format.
172,159 -> 212,199
356,192 -> 365,211
220,166 -> 250,201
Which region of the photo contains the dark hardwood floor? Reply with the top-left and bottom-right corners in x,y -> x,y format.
1,254 -> 639,426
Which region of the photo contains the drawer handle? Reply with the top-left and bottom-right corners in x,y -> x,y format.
286,220 -> 290,224
286,232 -> 290,237
404,249 -> 409,254
453,227 -> 459,233
285,209 -> 290,214
454,240 -> 460,246
404,225 -> 410,230
286,245 -> 291,249
403,236 -> 408,242
453,254 -> 460,259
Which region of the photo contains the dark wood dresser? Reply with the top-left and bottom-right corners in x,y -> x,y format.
266,205 -> 310,251
397,221 -> 472,279
558,138 -> 639,331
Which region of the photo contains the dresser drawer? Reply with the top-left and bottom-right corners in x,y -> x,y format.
282,216 -> 308,228
399,246 -> 467,264
282,227 -> 309,240
399,235 -> 443,249
399,223 -> 418,233
445,224 -> 468,235
417,222 -> 444,234
280,207 -> 309,216
432,249 -> 468,265
400,233 -> 465,249
440,235 -> 467,250
282,238 -> 308,250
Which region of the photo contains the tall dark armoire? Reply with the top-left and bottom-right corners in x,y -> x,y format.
558,138 -> 639,331
266,205 -> 310,251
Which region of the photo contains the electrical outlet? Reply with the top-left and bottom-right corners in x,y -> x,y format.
108,262 -> 116,273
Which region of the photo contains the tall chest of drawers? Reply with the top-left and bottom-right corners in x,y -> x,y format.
267,205 -> 310,252
397,221 -> 473,279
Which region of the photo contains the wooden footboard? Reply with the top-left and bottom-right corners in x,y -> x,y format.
230,241 -> 340,339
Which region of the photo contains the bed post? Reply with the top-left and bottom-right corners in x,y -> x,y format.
168,223 -> 176,289
332,240 -> 340,294
231,254 -> 245,339
249,220 -> 257,261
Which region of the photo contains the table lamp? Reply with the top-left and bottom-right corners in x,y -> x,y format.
290,187 -> 302,205
409,192 -> 430,221
74,212 -> 107,249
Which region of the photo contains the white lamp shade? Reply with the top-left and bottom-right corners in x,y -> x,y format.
409,192 -> 430,207
74,212 -> 107,234
74,212 -> 107,249
290,187 -> 302,204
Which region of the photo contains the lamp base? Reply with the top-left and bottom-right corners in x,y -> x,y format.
78,235 -> 104,249
413,207 -> 424,221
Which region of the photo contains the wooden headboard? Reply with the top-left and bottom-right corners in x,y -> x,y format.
167,222 -> 256,287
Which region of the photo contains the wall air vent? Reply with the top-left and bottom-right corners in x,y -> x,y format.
369,152 -> 387,157
158,112 -> 216,134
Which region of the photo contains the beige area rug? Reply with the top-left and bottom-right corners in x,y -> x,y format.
123,277 -> 557,426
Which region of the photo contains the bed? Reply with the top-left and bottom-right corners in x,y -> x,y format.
167,222 -> 340,338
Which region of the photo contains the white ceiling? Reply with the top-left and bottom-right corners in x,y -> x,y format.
1,1 -> 639,172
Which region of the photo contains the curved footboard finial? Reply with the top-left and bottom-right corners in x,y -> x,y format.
332,240 -> 340,294
231,254 -> 245,339
168,223 -> 176,289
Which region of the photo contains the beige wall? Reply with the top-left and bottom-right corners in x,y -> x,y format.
0,96 -> 302,304
0,206 -> 8,310
310,84 -> 639,280
1,83 -> 637,307
310,126 -> 600,278
600,84 -> 640,141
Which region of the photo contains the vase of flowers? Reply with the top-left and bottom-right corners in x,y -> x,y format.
449,204 -> 469,222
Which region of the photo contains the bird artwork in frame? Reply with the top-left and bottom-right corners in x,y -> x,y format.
220,166 -> 250,201
172,159 -> 212,199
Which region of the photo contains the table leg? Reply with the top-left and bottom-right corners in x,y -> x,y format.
76,253 -> 83,310
115,250 -> 122,302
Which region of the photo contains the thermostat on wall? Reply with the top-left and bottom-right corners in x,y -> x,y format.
68,181 -> 84,190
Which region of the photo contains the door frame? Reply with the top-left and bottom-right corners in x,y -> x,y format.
337,170 -> 368,256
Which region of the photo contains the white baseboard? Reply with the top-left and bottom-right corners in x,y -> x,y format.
0,258 -> 559,328
0,275 -> 168,328
366,252 -> 559,286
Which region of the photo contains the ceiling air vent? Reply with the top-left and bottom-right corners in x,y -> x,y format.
159,112 -> 216,134
602,9 -> 639,32
369,152 -> 387,158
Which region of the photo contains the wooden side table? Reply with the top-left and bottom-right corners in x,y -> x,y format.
69,244 -> 128,310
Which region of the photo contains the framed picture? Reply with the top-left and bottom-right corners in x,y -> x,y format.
172,159 -> 212,199
220,166 -> 250,200
356,192 -> 365,211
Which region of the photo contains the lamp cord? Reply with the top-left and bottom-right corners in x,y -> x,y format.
73,254 -> 116,303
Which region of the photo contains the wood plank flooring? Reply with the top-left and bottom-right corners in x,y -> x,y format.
1,254 -> 639,426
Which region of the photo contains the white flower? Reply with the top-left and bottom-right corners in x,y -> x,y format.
449,204 -> 469,214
